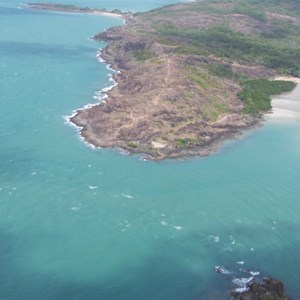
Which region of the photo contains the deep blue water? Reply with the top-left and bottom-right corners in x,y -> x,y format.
1,1 -> 300,299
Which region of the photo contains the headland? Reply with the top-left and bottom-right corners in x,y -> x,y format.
27,1 -> 300,160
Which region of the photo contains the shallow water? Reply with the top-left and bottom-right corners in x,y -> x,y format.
267,84 -> 300,122
1,1 -> 300,299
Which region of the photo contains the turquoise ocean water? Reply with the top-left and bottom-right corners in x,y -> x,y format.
1,1 -> 300,299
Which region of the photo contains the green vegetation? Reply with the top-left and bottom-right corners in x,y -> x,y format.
184,0 -> 300,18
55,4 -> 79,9
157,38 -> 178,46
156,25 -> 300,73
175,45 -> 207,56
239,79 -> 296,115
208,64 -> 234,79
212,102 -> 229,114
111,9 -> 122,14
257,0 -> 300,17
127,141 -> 138,148
232,3 -> 267,22
132,49 -> 154,61
51,4 -> 90,11
291,68 -> 300,77
200,101 -> 228,122
175,138 -> 199,148
187,67 -> 221,90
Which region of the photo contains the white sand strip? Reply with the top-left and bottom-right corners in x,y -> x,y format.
266,77 -> 300,122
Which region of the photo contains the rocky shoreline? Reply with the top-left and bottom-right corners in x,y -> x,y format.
71,108 -> 261,160
70,25 -> 264,160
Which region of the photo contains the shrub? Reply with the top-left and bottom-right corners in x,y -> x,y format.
239,79 -> 296,115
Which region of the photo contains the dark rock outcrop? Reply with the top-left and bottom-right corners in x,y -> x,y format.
232,277 -> 289,300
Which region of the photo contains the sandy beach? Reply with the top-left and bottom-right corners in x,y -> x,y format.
91,11 -> 123,18
267,77 -> 300,122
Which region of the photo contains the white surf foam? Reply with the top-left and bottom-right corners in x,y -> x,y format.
120,193 -> 134,199
63,48 -> 120,149
209,235 -> 220,243
232,276 -> 254,287
88,185 -> 98,190
70,206 -> 80,211
234,287 -> 249,293
249,271 -> 260,276
173,226 -> 183,231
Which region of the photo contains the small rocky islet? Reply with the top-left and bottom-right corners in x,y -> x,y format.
232,278 -> 288,300
214,264 -> 290,299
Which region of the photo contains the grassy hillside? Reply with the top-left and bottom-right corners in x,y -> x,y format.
134,0 -> 300,115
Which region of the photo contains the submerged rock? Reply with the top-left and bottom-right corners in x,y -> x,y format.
231,277 -> 289,300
